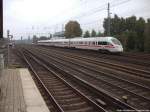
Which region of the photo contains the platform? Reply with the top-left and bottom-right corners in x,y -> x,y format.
0,68 -> 50,112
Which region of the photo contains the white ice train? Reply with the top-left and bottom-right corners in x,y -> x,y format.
38,37 -> 123,53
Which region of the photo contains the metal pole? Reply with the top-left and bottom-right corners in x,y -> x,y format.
0,54 -> 4,70
7,30 -> 10,68
107,3 -> 111,36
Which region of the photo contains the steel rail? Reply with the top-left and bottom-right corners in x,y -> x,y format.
18,49 -> 64,112
20,48 -> 107,112
23,47 -> 138,111
42,47 -> 150,79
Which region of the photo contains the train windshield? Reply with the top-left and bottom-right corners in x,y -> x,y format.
111,38 -> 121,45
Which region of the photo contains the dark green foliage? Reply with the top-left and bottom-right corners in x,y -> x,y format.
39,36 -> 48,40
103,14 -> 150,52
50,34 -> 52,39
147,19 -> 150,23
65,21 -> 82,38
103,14 -> 127,36
144,21 -> 150,52
32,35 -> 38,43
126,16 -> 137,31
116,32 -> 128,50
126,31 -> 137,51
83,30 -> 90,38
96,31 -> 103,37
91,29 -> 96,37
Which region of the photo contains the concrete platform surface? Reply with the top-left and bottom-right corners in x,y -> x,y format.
0,68 -> 50,112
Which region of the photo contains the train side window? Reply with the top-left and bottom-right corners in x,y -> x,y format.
92,42 -> 95,45
95,41 -> 97,45
98,41 -> 102,45
102,42 -> 108,45
98,41 -> 108,45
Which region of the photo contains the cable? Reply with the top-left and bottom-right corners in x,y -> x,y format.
73,0 -> 132,20
51,0 -> 132,28
27,0 -> 133,35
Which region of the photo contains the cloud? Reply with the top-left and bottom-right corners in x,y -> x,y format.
3,0 -> 150,39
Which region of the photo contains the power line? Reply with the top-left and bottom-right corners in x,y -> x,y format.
73,0 -> 132,20
74,0 -> 132,26
29,0 -> 132,35
81,19 -> 103,26
48,0 -> 119,27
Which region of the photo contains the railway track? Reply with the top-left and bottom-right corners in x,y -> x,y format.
35,46 -> 150,79
35,47 -> 150,89
41,46 -> 150,69
16,46 -> 139,112
124,52 -> 150,60
30,47 -> 150,109
20,45 -> 150,110
18,49 -> 106,112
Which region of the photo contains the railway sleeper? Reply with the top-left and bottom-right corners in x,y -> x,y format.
62,101 -> 91,110
95,99 -> 107,108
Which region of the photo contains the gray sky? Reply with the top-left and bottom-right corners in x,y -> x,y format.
4,0 -> 150,39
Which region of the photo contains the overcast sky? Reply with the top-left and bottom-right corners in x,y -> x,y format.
4,0 -> 150,39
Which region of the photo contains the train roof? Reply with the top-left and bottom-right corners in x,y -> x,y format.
38,37 -> 116,43
38,38 -> 69,43
70,37 -> 114,41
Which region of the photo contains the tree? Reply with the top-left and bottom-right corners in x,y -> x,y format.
39,36 -> 48,40
83,31 -> 90,38
126,31 -> 137,51
91,29 -> 96,37
65,21 -> 82,38
49,34 -> 53,39
117,32 -> 128,50
103,18 -> 109,36
135,17 -> 145,51
147,19 -> 150,23
103,14 -> 149,52
126,16 -> 137,31
103,14 -> 126,36
32,35 -> 38,43
144,20 -> 150,52
111,15 -> 121,35
96,31 -> 103,37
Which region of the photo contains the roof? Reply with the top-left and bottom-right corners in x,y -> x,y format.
70,37 -> 113,42
38,37 -> 115,43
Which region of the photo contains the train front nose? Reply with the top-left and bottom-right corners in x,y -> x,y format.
115,45 -> 123,52
118,46 -> 123,52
